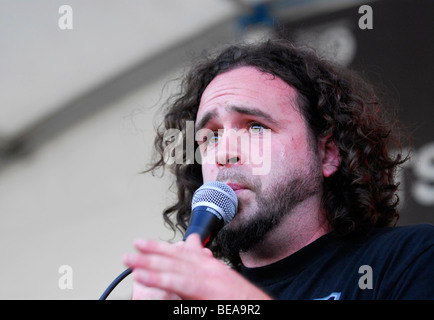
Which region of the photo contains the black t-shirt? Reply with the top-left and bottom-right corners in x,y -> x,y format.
241,224 -> 434,300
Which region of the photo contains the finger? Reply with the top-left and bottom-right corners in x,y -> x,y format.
133,269 -> 200,299
127,237 -> 212,276
184,233 -> 204,250
133,238 -> 184,256
202,247 -> 214,258
132,275 -> 181,300
183,234 -> 213,256
134,236 -> 203,257
173,241 -> 186,248
123,252 -> 184,274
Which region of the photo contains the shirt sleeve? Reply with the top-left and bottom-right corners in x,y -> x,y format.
386,244 -> 434,299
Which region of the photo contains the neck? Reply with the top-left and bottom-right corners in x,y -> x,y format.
239,196 -> 331,268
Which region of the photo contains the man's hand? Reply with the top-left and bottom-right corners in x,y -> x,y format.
123,233 -> 271,300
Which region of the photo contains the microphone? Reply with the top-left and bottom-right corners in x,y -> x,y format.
183,181 -> 238,245
99,181 -> 237,300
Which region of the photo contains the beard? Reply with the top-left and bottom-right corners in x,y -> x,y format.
214,157 -> 323,266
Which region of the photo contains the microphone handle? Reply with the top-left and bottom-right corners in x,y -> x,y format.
183,206 -> 224,245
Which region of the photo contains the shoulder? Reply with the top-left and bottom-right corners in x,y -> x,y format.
375,223 -> 434,239
359,224 -> 434,259
370,224 -> 434,249
385,223 -> 434,237
360,224 -> 434,299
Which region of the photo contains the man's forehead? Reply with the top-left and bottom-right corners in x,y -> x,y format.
196,66 -> 300,123
201,66 -> 288,96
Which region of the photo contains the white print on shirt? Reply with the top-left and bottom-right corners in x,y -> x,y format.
314,292 -> 342,300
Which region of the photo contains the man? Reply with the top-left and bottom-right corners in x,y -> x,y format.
123,39 -> 434,299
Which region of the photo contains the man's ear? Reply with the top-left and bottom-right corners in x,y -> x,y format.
318,135 -> 341,178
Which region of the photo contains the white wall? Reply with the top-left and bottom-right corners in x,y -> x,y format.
0,0 -> 239,300
0,71 -> 183,299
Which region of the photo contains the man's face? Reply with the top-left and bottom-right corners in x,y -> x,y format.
195,66 -> 324,254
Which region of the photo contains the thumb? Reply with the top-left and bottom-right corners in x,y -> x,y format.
184,233 -> 204,250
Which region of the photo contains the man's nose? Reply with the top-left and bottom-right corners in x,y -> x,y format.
216,129 -> 247,168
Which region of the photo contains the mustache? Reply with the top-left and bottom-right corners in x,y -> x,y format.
216,169 -> 259,192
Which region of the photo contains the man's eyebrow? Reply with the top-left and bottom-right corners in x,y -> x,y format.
228,105 -> 280,126
195,110 -> 217,132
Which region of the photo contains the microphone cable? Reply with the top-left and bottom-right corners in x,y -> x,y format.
99,268 -> 132,300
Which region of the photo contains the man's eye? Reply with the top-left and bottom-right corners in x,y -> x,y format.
249,123 -> 266,134
201,131 -> 219,145
208,133 -> 220,144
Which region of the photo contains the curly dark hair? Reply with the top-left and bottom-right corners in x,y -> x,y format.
145,39 -> 407,261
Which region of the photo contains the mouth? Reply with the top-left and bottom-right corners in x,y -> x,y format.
225,182 -> 249,195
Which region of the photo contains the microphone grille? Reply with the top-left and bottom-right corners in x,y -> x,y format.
191,181 -> 238,225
